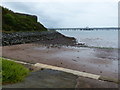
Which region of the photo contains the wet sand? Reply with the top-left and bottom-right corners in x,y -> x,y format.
2,43 -> 118,80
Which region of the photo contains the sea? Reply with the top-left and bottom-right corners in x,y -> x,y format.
57,29 -> 118,48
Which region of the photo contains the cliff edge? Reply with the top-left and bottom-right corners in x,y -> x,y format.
2,6 -> 47,32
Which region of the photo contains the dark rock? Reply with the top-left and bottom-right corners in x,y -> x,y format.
2,31 -> 77,46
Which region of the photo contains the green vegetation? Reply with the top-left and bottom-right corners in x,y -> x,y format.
2,6 -> 47,32
1,58 -> 29,84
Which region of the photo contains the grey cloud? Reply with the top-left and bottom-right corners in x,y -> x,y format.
2,1 -> 118,28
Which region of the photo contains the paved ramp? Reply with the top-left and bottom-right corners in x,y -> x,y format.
34,63 -> 100,80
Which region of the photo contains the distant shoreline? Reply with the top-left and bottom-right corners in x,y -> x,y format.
2,31 -> 118,49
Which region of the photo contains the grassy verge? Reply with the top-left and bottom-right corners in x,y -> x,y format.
1,58 -> 29,84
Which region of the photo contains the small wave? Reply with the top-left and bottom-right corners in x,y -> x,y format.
84,45 -> 118,49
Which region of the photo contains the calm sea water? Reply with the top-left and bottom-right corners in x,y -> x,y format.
57,30 -> 118,48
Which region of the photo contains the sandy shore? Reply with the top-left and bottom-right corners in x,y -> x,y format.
2,43 -> 118,79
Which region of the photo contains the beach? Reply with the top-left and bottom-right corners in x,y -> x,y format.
1,30 -> 119,88
2,43 -> 118,78
2,43 -> 118,88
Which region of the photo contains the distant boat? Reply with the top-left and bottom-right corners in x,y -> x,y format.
86,26 -> 89,29
85,27 -> 94,30
83,27 -> 91,30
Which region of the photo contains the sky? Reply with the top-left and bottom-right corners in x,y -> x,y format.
1,0 -> 118,28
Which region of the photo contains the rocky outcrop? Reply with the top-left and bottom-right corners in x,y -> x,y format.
2,31 -> 77,46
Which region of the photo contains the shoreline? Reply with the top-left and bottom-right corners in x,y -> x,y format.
2,31 -> 77,46
2,30 -> 118,49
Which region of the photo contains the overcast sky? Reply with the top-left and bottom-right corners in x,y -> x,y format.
1,0 -> 118,28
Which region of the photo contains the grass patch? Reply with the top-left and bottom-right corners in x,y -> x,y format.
1,58 -> 29,84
